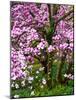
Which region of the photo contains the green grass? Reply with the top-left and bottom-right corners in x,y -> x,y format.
11,83 -> 74,98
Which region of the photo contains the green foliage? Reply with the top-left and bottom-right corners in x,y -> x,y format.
61,62 -> 68,80
11,83 -> 74,98
31,40 -> 39,47
11,61 -> 74,98
11,88 -> 31,98
47,84 -> 74,96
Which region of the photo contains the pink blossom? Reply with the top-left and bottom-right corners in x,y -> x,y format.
48,45 -> 55,53
59,43 -> 68,50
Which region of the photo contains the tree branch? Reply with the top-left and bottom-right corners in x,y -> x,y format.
55,9 -> 74,25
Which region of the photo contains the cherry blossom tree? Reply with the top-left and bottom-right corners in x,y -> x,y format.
11,2 -> 74,87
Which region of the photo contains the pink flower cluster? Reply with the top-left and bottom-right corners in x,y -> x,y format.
11,2 -> 49,80
11,3 -> 73,81
11,48 -> 26,80
53,5 -> 73,21
52,20 -> 73,51
48,45 -> 55,53
37,39 -> 48,50
11,3 -> 49,30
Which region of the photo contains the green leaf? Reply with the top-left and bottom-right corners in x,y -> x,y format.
31,40 -> 39,47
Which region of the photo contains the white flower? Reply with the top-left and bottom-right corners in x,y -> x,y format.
48,72 -> 50,75
28,81 -> 32,84
68,74 -> 74,80
64,74 -> 67,77
28,77 -> 34,81
39,67 -> 44,71
28,86 -> 32,89
28,76 -> 34,84
29,86 -> 33,89
22,66 -> 26,70
36,71 -> 39,74
64,73 -> 74,80
21,80 -> 25,87
15,84 -> 19,89
70,75 -> 74,80
14,95 -> 19,98
31,91 -> 35,95
42,78 -> 46,85
68,74 -> 71,77
11,83 -> 14,88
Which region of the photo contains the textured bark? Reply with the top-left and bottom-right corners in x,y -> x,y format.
53,5 -> 60,15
